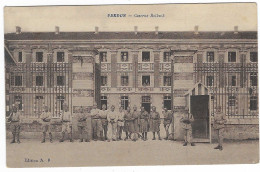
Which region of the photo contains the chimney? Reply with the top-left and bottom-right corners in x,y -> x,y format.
55,26 -> 59,34
234,26 -> 238,34
95,27 -> 99,34
155,26 -> 159,35
194,25 -> 199,35
16,26 -> 21,34
134,26 -> 138,35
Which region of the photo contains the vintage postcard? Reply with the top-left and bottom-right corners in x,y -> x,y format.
4,3 -> 259,167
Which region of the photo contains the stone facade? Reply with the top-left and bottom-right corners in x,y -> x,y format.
5,30 -> 258,141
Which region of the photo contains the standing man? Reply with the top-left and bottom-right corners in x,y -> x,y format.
163,108 -> 173,140
7,106 -> 21,144
40,106 -> 53,143
132,105 -> 139,141
117,106 -> 125,140
124,106 -> 133,141
59,103 -> 73,142
91,102 -> 102,141
213,106 -> 227,151
107,105 -> 118,142
139,107 -> 149,141
150,106 -> 161,140
180,107 -> 195,146
99,104 -> 108,141
77,107 -> 90,142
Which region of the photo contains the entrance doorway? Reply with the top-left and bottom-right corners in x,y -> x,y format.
141,96 -> 151,113
190,95 -> 210,142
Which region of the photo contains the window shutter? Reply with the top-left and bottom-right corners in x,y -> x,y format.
10,75 -> 14,86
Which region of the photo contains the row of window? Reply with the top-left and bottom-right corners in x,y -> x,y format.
100,51 -> 258,63
101,73 -> 257,87
11,75 -> 66,86
16,50 -> 257,63
12,94 -> 258,113
206,73 -> 257,87
17,51 -> 65,63
101,95 -> 258,112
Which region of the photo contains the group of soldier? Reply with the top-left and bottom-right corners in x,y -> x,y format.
7,102 -> 227,151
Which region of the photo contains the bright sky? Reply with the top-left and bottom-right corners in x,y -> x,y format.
4,3 -> 257,33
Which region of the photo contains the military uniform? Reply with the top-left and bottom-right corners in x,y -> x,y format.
77,112 -> 89,142
124,111 -> 134,140
40,111 -> 53,142
180,112 -> 194,145
107,110 -> 118,141
163,111 -> 172,139
60,111 -> 73,142
139,110 -> 149,133
213,111 -> 227,148
150,111 -> 160,132
150,111 -> 161,140
132,110 -> 139,133
8,111 -> 21,143
91,108 -> 102,140
99,109 -> 108,140
117,110 -> 125,140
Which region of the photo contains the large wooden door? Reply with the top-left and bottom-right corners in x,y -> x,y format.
190,95 -> 210,142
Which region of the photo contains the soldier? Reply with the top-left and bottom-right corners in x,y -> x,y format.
150,106 -> 161,140
59,103 -> 73,142
117,106 -> 125,140
7,106 -> 21,144
91,102 -> 102,141
180,107 -> 195,146
99,104 -> 108,141
77,107 -> 90,142
40,106 -> 53,143
124,106 -> 134,141
213,106 -> 227,151
163,108 -> 172,140
139,107 -> 149,141
132,105 -> 139,141
107,105 -> 118,142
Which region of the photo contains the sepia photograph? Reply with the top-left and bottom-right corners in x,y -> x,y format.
3,2 -> 259,167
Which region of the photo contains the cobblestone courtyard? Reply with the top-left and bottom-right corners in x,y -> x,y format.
6,139 -> 259,167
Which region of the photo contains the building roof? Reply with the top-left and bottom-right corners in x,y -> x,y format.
4,31 -> 257,40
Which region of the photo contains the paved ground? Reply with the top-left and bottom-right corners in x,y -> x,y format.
6,138 -> 259,167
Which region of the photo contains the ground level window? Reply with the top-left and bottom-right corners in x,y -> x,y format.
250,96 -> 258,110
35,96 -> 44,113
101,96 -> 107,109
14,96 -> 23,110
121,96 -> 129,110
57,96 -> 65,111
164,96 -> 172,110
141,96 -> 151,113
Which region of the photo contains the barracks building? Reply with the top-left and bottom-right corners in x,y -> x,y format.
5,26 -> 259,142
